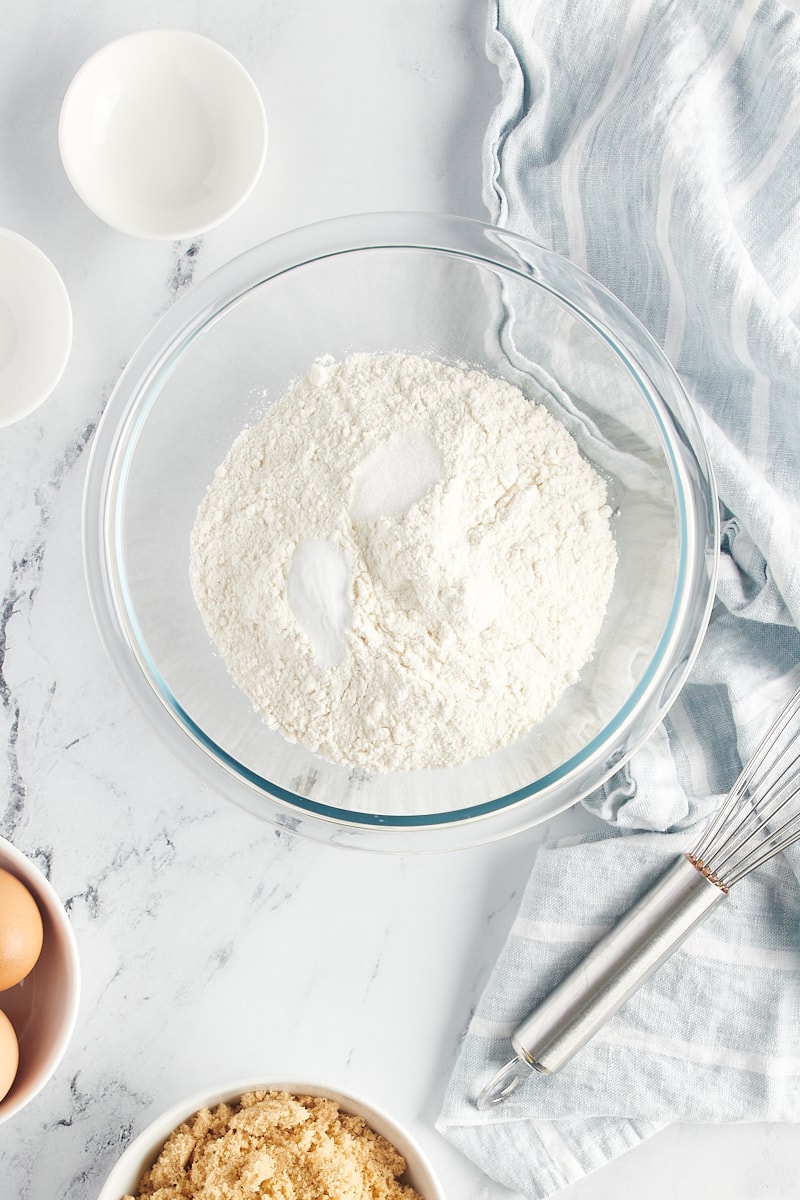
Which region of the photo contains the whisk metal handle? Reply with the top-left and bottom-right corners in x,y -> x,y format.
511,854 -> 726,1076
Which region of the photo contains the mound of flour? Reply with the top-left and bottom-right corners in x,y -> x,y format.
189,353 -> 616,772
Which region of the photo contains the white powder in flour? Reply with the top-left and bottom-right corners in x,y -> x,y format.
189,353 -> 617,772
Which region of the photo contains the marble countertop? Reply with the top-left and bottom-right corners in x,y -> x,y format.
1,3 -> 798,1198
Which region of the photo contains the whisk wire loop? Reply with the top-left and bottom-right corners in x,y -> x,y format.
699,745 -> 799,875
690,687 -> 800,887
476,684 -> 800,1097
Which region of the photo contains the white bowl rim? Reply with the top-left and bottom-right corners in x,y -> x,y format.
97,1075 -> 445,1200
58,28 -> 268,241
0,228 -> 73,427
0,835 -> 81,1124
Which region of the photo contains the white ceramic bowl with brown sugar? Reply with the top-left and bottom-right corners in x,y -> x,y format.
0,836 -> 81,1124
97,1077 -> 445,1200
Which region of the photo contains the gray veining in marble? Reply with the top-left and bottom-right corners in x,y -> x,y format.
0,4 -> 798,1200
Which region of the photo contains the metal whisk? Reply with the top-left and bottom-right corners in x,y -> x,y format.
477,683 -> 800,1109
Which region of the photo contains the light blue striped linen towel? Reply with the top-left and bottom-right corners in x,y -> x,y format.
437,1 -> 800,1195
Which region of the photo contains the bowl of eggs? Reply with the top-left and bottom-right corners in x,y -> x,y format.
0,837 -> 80,1123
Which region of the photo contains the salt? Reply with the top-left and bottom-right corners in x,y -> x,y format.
350,429 -> 443,523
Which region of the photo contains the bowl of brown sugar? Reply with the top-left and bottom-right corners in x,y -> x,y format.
97,1078 -> 444,1200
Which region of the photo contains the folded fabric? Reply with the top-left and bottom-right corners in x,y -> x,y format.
438,659 -> 800,1196
437,1 -> 800,1195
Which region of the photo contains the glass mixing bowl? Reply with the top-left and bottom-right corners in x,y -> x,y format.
83,213 -> 718,851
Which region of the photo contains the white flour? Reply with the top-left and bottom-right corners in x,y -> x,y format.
189,353 -> 616,772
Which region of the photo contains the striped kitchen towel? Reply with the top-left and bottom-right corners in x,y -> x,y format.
437,1 -> 800,1195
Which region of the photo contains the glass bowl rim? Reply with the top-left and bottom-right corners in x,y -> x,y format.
82,211 -> 719,849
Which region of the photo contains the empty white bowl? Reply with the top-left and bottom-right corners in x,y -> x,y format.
0,229 -> 72,427
0,837 -> 80,1124
59,30 -> 268,240
97,1078 -> 444,1199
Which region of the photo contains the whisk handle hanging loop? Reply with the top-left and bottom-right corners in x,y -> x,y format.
511,854 -> 726,1076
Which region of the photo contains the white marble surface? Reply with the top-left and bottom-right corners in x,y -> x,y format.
0,3 -> 798,1198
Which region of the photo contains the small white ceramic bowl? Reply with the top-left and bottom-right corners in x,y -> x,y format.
0,229 -> 72,428
59,30 -> 268,240
98,1078 -> 445,1199
0,837 -> 80,1124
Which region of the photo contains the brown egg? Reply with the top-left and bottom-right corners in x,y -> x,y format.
0,868 -> 44,991
0,1008 -> 19,1101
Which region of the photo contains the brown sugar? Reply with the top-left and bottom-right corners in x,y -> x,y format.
122,1089 -> 425,1199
